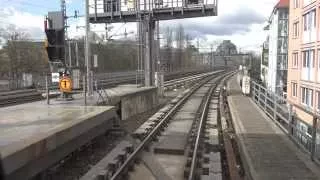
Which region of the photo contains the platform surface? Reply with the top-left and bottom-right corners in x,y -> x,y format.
227,75 -> 320,180
42,84 -> 156,106
0,101 -> 116,179
0,105 -> 113,155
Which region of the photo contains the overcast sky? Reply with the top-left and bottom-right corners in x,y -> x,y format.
0,0 -> 279,52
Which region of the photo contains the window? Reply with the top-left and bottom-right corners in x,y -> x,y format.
292,82 -> 298,97
302,50 -> 314,68
293,22 -> 299,37
303,9 -> 316,31
292,52 -> 298,67
317,91 -> 320,110
301,87 -> 313,107
294,0 -> 299,8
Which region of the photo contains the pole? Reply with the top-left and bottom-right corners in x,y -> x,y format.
311,116 -> 317,161
210,46 -> 213,70
68,40 -> 72,67
46,75 -> 50,105
75,41 -> 79,67
144,17 -> 155,87
85,0 -> 92,95
83,75 -> 87,105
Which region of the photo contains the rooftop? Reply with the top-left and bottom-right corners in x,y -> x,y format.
275,0 -> 289,8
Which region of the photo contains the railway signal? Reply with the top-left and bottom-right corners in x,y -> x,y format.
44,28 -> 65,62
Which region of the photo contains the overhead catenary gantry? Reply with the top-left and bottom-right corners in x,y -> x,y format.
88,0 -> 218,86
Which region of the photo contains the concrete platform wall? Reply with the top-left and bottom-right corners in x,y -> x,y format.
120,87 -> 158,120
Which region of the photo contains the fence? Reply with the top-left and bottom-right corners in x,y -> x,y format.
250,81 -> 320,164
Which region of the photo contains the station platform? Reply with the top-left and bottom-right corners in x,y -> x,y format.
0,103 -> 117,180
227,75 -> 320,180
45,84 -> 158,120
0,84 -> 159,179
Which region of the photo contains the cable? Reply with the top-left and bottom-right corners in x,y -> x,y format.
107,23 -> 127,39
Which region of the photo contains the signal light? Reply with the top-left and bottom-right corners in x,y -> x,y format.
44,28 -> 65,62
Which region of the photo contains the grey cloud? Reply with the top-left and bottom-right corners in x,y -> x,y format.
26,27 -> 45,40
218,7 -> 265,25
161,6 -> 265,39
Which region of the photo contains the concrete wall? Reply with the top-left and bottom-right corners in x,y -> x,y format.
120,87 -> 158,120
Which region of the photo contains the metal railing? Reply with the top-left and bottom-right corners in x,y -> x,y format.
250,81 -> 320,164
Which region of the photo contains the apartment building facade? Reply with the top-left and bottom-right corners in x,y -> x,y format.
288,0 -> 320,132
261,37 -> 269,86
266,0 -> 289,96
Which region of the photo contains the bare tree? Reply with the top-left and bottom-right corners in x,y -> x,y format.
0,25 -> 49,88
175,24 -> 185,70
163,27 -> 173,71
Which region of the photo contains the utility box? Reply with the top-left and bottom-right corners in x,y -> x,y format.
22,73 -> 33,88
155,72 -> 164,96
242,75 -> 251,95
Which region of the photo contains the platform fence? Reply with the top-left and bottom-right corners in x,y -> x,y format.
250,81 -> 320,164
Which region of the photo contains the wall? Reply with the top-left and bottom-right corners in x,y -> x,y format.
268,9 -> 279,93
120,87 -> 159,120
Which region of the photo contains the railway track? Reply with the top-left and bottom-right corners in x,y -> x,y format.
0,70 -> 220,108
80,71 -> 241,180
0,89 -> 43,107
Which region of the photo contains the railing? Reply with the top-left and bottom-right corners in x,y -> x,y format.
250,81 -> 320,164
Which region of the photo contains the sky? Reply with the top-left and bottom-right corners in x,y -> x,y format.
0,0 -> 279,52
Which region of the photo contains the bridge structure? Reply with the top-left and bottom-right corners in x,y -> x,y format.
88,0 -> 218,86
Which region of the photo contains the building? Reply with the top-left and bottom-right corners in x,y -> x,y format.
216,40 -> 238,55
266,0 -> 289,96
288,0 -> 320,130
261,37 -> 269,86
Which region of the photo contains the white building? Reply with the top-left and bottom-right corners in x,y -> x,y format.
266,0 -> 289,96
261,37 -> 269,86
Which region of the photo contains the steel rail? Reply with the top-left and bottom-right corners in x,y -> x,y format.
188,71 -> 236,180
188,84 -> 215,180
110,73 -> 227,180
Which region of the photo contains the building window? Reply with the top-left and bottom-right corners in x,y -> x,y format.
302,50 -> 314,68
293,22 -> 299,37
301,87 -> 313,107
317,91 -> 320,110
293,52 -> 298,67
292,82 -> 298,97
303,9 -> 316,31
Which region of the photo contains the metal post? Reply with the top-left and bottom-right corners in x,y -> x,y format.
144,17 -> 155,86
273,95 -> 277,121
85,0 -> 93,95
210,46 -> 213,70
83,75 -> 87,105
258,84 -> 261,105
288,104 -> 293,135
264,87 -> 267,112
75,41 -> 79,67
46,75 -> 50,105
68,40 -> 72,67
311,116 -> 317,161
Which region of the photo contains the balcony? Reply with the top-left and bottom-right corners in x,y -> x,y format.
303,0 -> 315,7
89,0 -> 218,23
